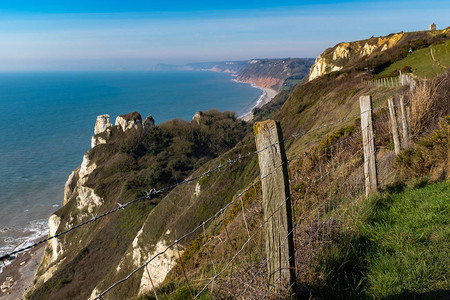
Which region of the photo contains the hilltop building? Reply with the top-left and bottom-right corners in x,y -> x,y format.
429,23 -> 436,31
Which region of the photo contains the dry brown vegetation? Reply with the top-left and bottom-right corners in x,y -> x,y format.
409,70 -> 450,138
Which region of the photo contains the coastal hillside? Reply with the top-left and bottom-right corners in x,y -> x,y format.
17,28 -> 450,299
253,27 -> 450,125
150,58 -> 314,92
236,58 -> 314,90
26,111 -> 254,300
308,27 -> 450,81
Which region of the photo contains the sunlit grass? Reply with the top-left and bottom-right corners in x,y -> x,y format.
317,180 -> 450,299
379,40 -> 450,79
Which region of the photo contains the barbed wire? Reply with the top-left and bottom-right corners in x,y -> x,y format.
0,138 -> 287,263
235,148 -> 366,298
2,103 -> 399,300
260,173 -> 366,299
194,190 -> 298,299
93,162 -> 286,299
0,105 -> 380,263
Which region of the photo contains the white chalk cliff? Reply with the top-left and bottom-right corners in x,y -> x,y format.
308,33 -> 405,81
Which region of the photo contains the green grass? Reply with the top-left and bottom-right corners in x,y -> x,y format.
380,40 -> 450,78
362,181 -> 450,298
317,180 -> 450,299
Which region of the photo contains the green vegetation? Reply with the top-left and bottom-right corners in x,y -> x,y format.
316,181 -> 450,299
88,110 -> 250,199
379,39 -> 450,78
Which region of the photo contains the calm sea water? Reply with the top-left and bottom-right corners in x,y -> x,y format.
0,71 -> 261,257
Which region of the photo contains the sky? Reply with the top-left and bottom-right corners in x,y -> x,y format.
0,0 -> 449,71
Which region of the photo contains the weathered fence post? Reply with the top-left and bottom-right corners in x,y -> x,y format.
387,97 -> 401,154
254,120 -> 296,293
399,95 -> 410,148
360,96 -> 378,196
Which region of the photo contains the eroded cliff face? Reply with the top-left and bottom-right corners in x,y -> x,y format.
236,58 -> 314,91
238,76 -> 283,90
308,33 -> 405,81
36,150 -> 104,284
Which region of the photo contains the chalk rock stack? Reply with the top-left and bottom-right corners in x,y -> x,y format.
91,114 -> 112,148
94,114 -> 111,134
192,111 -> 203,125
115,112 -> 143,131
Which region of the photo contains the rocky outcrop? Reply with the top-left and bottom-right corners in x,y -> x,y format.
48,215 -> 63,263
138,240 -> 179,295
115,112 -> 143,131
79,153 -> 97,185
308,33 -> 405,81
91,114 -> 112,148
0,277 -> 13,294
63,169 -> 79,205
194,182 -> 201,197
94,114 -> 111,135
192,111 -> 203,124
91,131 -> 110,148
143,115 -> 155,129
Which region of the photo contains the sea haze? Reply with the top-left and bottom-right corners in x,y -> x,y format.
0,70 -> 261,257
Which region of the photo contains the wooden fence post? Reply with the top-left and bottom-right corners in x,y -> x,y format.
387,97 -> 401,154
360,96 -> 378,196
254,120 -> 296,293
399,95 -> 410,148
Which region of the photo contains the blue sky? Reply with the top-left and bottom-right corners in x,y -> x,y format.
0,0 -> 449,70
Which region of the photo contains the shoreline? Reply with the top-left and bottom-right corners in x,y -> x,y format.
0,239 -> 45,299
232,79 -> 278,121
0,72 -> 276,299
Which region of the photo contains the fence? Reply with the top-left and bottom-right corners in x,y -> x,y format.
0,94 -> 410,299
367,73 -> 416,90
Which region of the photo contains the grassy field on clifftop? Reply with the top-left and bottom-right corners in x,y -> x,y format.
379,39 -> 450,78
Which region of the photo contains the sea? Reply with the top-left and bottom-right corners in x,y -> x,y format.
0,71 -> 262,265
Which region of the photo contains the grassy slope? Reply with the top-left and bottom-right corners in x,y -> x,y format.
319,181 -> 450,299
379,39 -> 450,78
362,181 -> 450,298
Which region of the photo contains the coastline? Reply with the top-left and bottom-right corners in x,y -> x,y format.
232,79 -> 278,121
0,72 -> 276,298
0,240 -> 45,299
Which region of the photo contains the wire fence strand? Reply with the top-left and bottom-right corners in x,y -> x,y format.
2,102 -> 401,300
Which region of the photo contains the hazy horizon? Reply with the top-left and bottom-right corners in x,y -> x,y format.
1,0 -> 449,71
